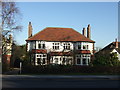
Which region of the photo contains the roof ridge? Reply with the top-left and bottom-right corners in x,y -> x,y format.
46,27 -> 73,29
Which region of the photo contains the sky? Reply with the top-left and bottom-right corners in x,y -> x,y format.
14,2 -> 118,48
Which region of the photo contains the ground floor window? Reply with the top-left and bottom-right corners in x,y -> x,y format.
66,58 -> 72,65
37,58 -> 41,64
54,58 -> 58,64
36,54 -> 47,65
77,58 -> 81,64
82,58 -> 87,65
43,58 -> 46,64
51,56 -> 73,65
76,54 -> 91,65
62,58 -> 66,65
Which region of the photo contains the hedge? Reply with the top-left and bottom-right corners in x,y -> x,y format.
22,65 -> 120,75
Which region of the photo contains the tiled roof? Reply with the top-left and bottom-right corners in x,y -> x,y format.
26,27 -> 95,42
32,49 -> 47,54
77,50 -> 91,54
95,42 -> 120,54
50,52 -> 72,56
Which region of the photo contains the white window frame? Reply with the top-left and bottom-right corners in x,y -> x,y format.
63,43 -> 71,50
38,41 -> 45,49
76,54 -> 82,65
36,54 -> 47,65
77,43 -> 81,50
53,42 -> 59,50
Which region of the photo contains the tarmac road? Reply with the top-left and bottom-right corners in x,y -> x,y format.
1,75 -> 120,89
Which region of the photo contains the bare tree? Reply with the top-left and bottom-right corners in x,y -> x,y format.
0,1 -> 22,70
1,1 -> 22,53
2,1 -> 22,33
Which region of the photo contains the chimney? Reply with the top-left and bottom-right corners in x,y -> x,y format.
28,22 -> 33,38
87,24 -> 91,39
82,28 -> 86,37
115,38 -> 118,48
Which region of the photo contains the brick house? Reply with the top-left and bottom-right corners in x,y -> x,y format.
2,34 -> 13,65
95,39 -> 120,60
26,22 -> 95,66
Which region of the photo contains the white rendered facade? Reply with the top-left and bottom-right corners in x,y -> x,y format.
27,41 -> 94,66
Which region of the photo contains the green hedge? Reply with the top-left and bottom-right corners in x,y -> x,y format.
22,65 -> 120,75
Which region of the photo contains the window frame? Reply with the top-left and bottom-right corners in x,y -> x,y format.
36,54 -> 47,65
53,42 -> 60,50
38,42 -> 45,49
63,43 -> 71,50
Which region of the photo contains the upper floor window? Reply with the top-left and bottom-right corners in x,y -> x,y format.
38,42 -> 45,49
78,45 -> 81,50
53,43 -> 59,50
63,43 -> 70,50
83,45 -> 89,50
77,43 -> 81,50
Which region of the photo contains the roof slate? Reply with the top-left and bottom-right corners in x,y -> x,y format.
26,27 -> 95,42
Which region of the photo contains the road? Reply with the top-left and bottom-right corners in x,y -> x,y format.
1,75 -> 120,89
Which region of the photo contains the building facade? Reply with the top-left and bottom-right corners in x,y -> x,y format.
26,22 -> 95,66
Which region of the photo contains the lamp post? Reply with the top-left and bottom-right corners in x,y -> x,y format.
20,61 -> 22,74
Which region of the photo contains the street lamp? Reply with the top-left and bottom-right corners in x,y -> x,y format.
20,60 -> 22,74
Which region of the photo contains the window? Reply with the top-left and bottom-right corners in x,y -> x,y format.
38,42 -> 45,49
36,54 -> 46,65
87,45 -> 89,49
78,45 -> 81,49
38,44 -> 41,49
53,43 -> 59,50
82,58 -> 87,65
83,45 -> 86,49
62,58 -> 66,65
77,58 -> 81,64
88,58 -> 90,64
43,58 -> 46,64
43,44 -> 45,49
37,58 -> 41,64
63,43 -> 70,50
83,45 -> 89,50
54,58 -> 58,64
